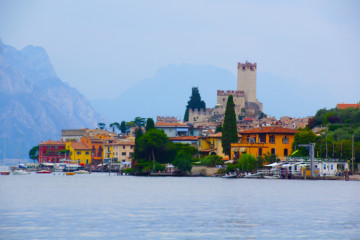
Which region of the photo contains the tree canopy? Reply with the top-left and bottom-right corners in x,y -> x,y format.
221,95 -> 238,156
29,146 -> 39,163
184,87 -> 206,122
146,118 -> 155,131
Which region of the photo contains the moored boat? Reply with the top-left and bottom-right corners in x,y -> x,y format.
221,173 -> 238,178
1,171 -> 10,175
74,170 -> 89,174
13,170 -> 31,175
66,172 -> 75,175
36,170 -> 52,174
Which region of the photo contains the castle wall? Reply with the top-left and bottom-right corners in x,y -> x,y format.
216,90 -> 246,117
237,62 -> 257,102
188,108 -> 212,123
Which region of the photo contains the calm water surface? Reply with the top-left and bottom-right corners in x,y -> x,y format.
0,173 -> 359,239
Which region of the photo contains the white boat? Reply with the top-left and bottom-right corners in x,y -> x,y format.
264,175 -> 281,179
244,172 -> 264,178
13,169 -> 31,175
74,170 -> 89,174
221,173 -> 237,178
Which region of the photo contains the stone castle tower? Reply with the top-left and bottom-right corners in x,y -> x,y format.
237,62 -> 257,102
188,61 -> 263,123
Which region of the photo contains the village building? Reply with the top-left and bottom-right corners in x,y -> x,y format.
231,126 -> 296,161
38,140 -> 66,163
103,139 -> 135,163
155,122 -> 190,137
198,132 -> 242,159
65,142 -> 92,165
169,136 -> 200,149
337,103 -> 360,110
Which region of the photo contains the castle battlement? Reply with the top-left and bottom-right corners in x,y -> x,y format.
238,61 -> 256,71
189,108 -> 212,115
217,90 -> 245,97
157,116 -> 178,123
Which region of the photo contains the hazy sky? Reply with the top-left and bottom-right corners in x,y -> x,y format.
1,0 -> 359,107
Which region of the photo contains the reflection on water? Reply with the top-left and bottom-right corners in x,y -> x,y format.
0,173 -> 359,239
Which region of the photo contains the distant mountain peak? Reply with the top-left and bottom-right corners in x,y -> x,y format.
20,45 -> 57,80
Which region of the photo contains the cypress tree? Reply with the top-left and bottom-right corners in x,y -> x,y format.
221,95 -> 238,157
184,87 -> 206,122
146,118 -> 155,131
134,127 -> 143,160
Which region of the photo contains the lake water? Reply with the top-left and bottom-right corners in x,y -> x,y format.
0,173 -> 359,239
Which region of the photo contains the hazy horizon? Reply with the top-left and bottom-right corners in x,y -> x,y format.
1,0 -> 359,118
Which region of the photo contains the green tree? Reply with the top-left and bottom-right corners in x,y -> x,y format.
239,154 -> 257,172
29,146 -> 39,163
200,155 -> 222,167
215,123 -> 223,133
134,117 -> 146,127
292,130 -> 318,156
97,122 -> 106,130
221,95 -> 238,156
134,127 -> 143,160
184,87 -> 206,122
173,151 -> 192,173
137,128 -> 169,169
146,118 -> 155,131
120,121 -> 127,135
109,122 -> 120,133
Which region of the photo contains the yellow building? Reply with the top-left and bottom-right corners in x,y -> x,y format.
198,132 -> 241,159
231,126 -> 296,161
66,142 -> 92,165
103,139 -> 135,163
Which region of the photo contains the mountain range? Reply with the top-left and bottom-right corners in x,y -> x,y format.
0,40 -> 103,160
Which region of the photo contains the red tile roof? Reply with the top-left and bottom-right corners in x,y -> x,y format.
39,140 -> 65,145
337,103 -> 360,110
241,126 -> 297,134
70,142 -> 92,150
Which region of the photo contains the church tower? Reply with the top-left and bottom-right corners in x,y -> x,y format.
237,62 -> 257,102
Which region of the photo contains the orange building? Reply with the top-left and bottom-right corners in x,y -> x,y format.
231,126 -> 297,161
80,133 -> 114,165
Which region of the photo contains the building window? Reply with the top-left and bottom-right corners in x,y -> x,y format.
131,146 -> 134,149
282,136 -> 289,144
258,148 -> 262,156
85,152 -> 89,155
77,151 -> 81,155
269,135 -> 275,143
259,134 -> 266,143
86,159 -> 89,165
123,146 -> 125,149
122,152 -> 126,156
271,148 -> 275,155
284,149 -> 288,156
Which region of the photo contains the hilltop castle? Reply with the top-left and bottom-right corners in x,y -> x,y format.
189,62 -> 263,123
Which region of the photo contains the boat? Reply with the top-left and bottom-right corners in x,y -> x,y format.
74,170 -> 89,174
1,171 -> 10,175
13,170 -> 31,175
264,175 -> 281,179
66,172 -> 75,175
244,172 -> 264,178
36,170 -> 52,174
221,173 -> 238,178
